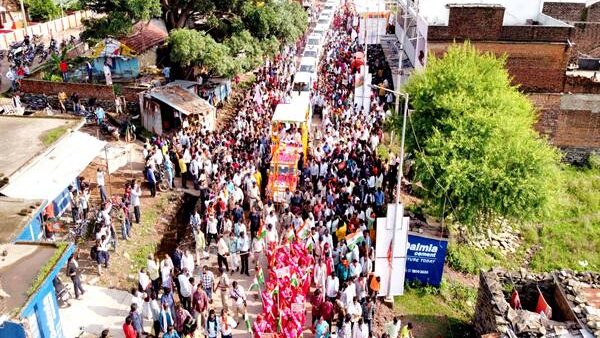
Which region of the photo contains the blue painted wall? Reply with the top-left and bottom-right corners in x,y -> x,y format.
0,321 -> 27,338
92,57 -> 140,79
15,203 -> 47,242
18,244 -> 75,338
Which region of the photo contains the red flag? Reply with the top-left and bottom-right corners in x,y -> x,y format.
387,240 -> 393,267
510,289 -> 521,310
535,289 -> 552,319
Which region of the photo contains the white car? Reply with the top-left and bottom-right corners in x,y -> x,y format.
292,72 -> 314,94
298,57 -> 318,74
313,23 -> 328,38
306,34 -> 323,48
303,45 -> 320,60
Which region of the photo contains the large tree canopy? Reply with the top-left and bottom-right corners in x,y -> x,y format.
168,0 -> 307,78
79,0 -> 161,41
402,43 -> 561,232
169,29 -> 239,77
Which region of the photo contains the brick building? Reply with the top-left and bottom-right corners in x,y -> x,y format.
421,3 -> 574,93
543,1 -> 600,59
393,0 -> 600,162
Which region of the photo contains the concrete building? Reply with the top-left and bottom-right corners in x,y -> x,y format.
0,116 -> 105,216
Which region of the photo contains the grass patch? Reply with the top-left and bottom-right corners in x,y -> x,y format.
529,164 -> 600,272
395,280 -> 476,338
131,243 -> 156,271
28,242 -> 68,296
131,193 -> 170,269
446,164 -> 600,274
39,125 -> 69,145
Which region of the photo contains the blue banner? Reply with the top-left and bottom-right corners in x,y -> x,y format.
405,233 -> 448,287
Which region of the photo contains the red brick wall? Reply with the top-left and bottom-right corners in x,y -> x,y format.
446,5 -> 504,41
530,93 -> 600,151
500,26 -> 571,42
564,76 -> 600,94
571,22 -> 600,58
587,2 -> 600,22
542,2 -> 586,22
20,79 -> 145,102
20,79 -> 116,100
428,5 -> 571,43
428,41 -> 569,93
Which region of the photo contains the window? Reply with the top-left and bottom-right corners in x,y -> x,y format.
304,51 -> 317,58
299,64 -> 315,73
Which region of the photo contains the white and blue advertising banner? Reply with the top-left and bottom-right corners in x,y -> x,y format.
405,232 -> 448,287
375,203 -> 409,297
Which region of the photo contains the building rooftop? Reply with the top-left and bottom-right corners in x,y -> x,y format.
147,85 -> 215,117
414,0 -> 579,26
119,19 -> 168,55
0,243 -> 60,315
0,197 -> 45,243
0,116 -> 83,180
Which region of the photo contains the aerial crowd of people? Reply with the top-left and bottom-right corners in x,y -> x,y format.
63,2 -> 415,338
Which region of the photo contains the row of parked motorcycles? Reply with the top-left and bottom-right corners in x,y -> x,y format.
0,34 -> 77,67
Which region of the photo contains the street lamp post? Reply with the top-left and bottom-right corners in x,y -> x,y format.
370,83 -> 409,299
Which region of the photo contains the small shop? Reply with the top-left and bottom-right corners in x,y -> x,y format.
87,38 -> 140,80
140,84 -> 216,135
0,242 -> 75,338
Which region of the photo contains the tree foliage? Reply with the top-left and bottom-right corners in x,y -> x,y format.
169,28 -> 238,77
79,0 -> 161,41
26,0 -> 61,22
167,0 -> 306,77
242,1 -> 308,43
402,43 -> 561,232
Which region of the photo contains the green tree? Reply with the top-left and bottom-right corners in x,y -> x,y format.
224,30 -> 265,71
242,1 -> 307,42
169,28 -> 239,77
401,43 -> 561,232
79,0 -> 161,41
26,0 -> 61,22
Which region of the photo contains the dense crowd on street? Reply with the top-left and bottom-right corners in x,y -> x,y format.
62,3 -> 416,338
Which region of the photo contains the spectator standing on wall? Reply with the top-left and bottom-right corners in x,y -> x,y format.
60,59 -> 68,82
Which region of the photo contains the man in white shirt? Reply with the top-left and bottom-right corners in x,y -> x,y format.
96,168 -> 107,203
217,235 -> 230,272
265,223 -> 278,245
239,232 -> 250,276
130,180 -> 141,223
178,269 -> 193,311
265,211 -> 278,228
229,281 -> 246,320
326,272 -> 339,302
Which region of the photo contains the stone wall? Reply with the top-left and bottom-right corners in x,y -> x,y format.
475,269 -> 598,337
556,270 -> 600,337
474,271 -> 503,335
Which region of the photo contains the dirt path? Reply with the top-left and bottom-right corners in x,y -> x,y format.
73,128 -> 185,289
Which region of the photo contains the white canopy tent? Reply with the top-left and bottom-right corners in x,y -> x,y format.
1,131 -> 106,201
273,95 -> 311,124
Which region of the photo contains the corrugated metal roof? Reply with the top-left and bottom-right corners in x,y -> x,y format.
148,85 -> 215,116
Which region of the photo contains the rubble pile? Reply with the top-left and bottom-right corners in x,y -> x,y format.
556,270 -> 600,337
